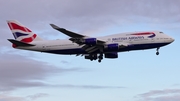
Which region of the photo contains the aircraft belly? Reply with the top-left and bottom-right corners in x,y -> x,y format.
42,42 -> 170,55
118,42 -> 170,52
43,48 -> 87,55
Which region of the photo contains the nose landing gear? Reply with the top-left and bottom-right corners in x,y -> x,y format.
156,47 -> 160,55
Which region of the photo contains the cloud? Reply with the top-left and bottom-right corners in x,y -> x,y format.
0,51 -> 123,91
27,93 -> 49,100
139,89 -> 180,97
53,84 -> 126,89
0,92 -> 48,101
138,95 -> 180,101
137,89 -> 180,101
152,95 -> 180,101
0,52 -> 81,91
60,60 -> 70,64
0,92 -> 26,101
1,0 -> 180,34
1,0 -> 180,43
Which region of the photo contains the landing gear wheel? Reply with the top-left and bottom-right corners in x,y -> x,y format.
98,53 -> 103,63
156,52 -> 159,55
156,48 -> 160,55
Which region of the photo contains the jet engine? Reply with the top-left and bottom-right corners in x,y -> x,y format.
81,38 -> 97,45
104,43 -> 119,51
70,38 -> 97,45
104,52 -> 118,58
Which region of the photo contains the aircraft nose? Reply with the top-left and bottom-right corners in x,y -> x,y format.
170,37 -> 175,43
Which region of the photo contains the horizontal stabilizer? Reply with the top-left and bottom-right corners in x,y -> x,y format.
8,39 -> 35,47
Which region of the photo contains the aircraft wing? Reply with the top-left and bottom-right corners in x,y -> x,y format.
50,24 -> 129,54
50,24 -> 85,38
50,24 -> 106,53
50,24 -> 105,42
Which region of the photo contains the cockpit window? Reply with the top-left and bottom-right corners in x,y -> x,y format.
159,32 -> 163,34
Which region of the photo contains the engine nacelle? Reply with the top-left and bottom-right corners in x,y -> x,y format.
105,52 -> 118,59
104,43 -> 119,51
82,38 -> 97,45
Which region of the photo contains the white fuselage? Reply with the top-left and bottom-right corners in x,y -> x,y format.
15,31 -> 174,55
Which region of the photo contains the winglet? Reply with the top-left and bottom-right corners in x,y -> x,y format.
50,24 -> 69,33
50,24 -> 62,30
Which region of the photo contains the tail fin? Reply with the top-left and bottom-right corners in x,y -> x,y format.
7,20 -> 43,43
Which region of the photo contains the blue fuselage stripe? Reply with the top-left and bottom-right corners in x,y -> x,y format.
43,43 -> 170,55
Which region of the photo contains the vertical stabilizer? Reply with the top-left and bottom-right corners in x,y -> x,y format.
7,20 -> 43,43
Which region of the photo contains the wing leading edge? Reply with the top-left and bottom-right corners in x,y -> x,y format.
50,24 -> 85,38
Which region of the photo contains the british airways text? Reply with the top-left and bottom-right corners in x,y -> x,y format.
112,36 -> 144,41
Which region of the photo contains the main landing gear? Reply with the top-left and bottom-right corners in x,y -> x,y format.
86,53 -> 103,62
98,53 -> 103,63
156,47 -> 160,55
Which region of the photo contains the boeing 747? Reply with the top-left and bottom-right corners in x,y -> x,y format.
7,20 -> 174,62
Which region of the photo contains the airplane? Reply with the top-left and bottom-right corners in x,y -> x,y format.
7,20 -> 174,62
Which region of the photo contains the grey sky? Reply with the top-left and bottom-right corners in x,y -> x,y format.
1,0 -> 180,45
1,0 -> 180,30
0,0 -> 180,101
